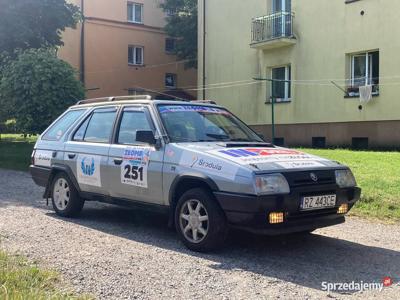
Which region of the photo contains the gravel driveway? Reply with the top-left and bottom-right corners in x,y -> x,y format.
0,168 -> 399,299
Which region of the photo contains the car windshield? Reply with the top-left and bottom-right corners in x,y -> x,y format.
157,104 -> 264,143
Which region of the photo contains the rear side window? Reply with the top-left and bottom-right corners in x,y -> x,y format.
73,107 -> 117,143
42,109 -> 86,141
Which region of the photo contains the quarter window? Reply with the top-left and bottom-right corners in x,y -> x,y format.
42,109 -> 86,141
271,65 -> 291,102
127,2 -> 143,23
128,46 -> 144,65
73,108 -> 117,143
117,108 -> 153,145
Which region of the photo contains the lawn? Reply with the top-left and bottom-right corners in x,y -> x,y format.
302,148 -> 400,222
0,250 -> 89,299
0,135 -> 36,171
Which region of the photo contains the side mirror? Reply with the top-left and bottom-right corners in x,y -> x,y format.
136,130 -> 161,149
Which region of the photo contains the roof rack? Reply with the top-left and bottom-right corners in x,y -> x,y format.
190,100 -> 217,105
76,95 -> 152,105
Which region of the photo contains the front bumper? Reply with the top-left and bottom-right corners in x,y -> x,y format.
214,185 -> 361,235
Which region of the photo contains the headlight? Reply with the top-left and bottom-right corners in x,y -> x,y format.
335,169 -> 356,188
254,174 -> 290,195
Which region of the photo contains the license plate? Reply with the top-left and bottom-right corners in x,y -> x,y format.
300,195 -> 336,211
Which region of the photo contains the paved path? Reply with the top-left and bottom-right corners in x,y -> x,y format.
0,169 -> 399,299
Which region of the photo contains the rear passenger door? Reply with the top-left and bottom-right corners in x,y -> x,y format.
107,105 -> 164,205
64,106 -> 118,195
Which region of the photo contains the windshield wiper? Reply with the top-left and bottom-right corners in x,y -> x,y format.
206,133 -> 230,140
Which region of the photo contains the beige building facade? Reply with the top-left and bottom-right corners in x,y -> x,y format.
59,0 -> 197,100
198,0 -> 400,148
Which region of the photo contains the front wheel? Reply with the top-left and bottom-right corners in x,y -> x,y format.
175,188 -> 228,252
51,173 -> 84,217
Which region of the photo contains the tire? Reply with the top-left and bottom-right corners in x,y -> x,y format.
175,188 -> 228,252
51,172 -> 84,218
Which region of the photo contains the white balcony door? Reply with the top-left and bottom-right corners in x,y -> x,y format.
272,0 -> 291,37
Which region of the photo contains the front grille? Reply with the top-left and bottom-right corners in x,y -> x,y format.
284,170 -> 336,187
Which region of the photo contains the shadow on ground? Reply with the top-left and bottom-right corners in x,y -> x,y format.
46,203 -> 400,293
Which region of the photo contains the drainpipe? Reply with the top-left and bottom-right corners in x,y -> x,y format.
80,0 -> 85,86
202,0 -> 206,100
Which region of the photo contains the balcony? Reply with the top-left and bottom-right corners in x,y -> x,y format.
250,11 -> 296,50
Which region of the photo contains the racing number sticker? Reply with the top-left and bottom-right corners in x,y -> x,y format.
120,147 -> 152,188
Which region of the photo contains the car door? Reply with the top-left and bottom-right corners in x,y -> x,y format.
107,105 -> 164,205
63,106 -> 118,195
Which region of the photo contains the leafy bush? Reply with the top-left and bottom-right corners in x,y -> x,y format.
0,48 -> 85,134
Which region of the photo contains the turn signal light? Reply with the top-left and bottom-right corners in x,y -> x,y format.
337,203 -> 349,214
269,212 -> 284,224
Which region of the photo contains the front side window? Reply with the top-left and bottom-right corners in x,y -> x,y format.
127,2 -> 143,23
158,105 -> 263,143
271,65 -> 291,102
42,109 -> 86,141
73,108 -> 117,143
350,51 -> 379,94
165,73 -> 177,88
117,108 -> 153,145
128,46 -> 144,65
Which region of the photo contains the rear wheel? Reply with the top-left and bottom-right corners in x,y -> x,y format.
51,173 -> 84,217
175,188 -> 228,252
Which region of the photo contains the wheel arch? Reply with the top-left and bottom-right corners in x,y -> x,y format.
167,173 -> 220,227
44,164 -> 80,199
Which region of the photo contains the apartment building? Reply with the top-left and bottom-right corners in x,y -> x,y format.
198,0 -> 400,148
59,0 -> 196,99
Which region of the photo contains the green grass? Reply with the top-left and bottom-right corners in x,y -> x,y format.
301,148 -> 400,222
0,250 -> 90,300
0,133 -> 39,143
0,134 -> 38,171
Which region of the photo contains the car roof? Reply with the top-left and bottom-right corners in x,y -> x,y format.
69,95 -> 222,109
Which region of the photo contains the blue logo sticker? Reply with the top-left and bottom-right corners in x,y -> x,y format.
81,157 -> 95,176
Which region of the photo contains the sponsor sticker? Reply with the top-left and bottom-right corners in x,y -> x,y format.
159,105 -> 229,115
209,148 -> 327,167
276,161 -> 325,169
180,153 -> 238,180
77,155 -> 102,187
120,146 -> 152,188
34,150 -> 52,167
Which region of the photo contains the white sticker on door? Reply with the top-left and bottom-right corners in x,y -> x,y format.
77,155 -> 102,187
34,150 -> 52,167
120,147 -> 152,188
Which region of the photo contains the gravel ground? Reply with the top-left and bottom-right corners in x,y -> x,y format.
0,168 -> 399,300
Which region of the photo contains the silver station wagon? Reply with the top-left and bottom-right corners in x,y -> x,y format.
30,96 -> 361,251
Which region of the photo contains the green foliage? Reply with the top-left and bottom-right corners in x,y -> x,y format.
0,48 -> 84,134
160,0 -> 197,69
0,0 -> 81,55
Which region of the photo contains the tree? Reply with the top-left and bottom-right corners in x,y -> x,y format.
0,0 -> 81,55
160,0 -> 197,69
0,49 -> 85,134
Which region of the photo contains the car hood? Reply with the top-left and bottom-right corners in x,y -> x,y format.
172,142 -> 342,172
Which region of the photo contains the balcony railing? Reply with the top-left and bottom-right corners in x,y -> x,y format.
251,11 -> 295,45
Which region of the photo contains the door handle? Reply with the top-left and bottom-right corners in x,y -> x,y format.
68,153 -> 76,159
114,158 -> 123,165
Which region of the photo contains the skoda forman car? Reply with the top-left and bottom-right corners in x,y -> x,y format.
30,96 -> 361,251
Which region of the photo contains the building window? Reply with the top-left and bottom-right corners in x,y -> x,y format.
348,51 -> 379,96
165,38 -> 176,53
165,73 -> 177,88
271,65 -> 291,102
128,2 -> 143,24
128,46 -> 144,65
